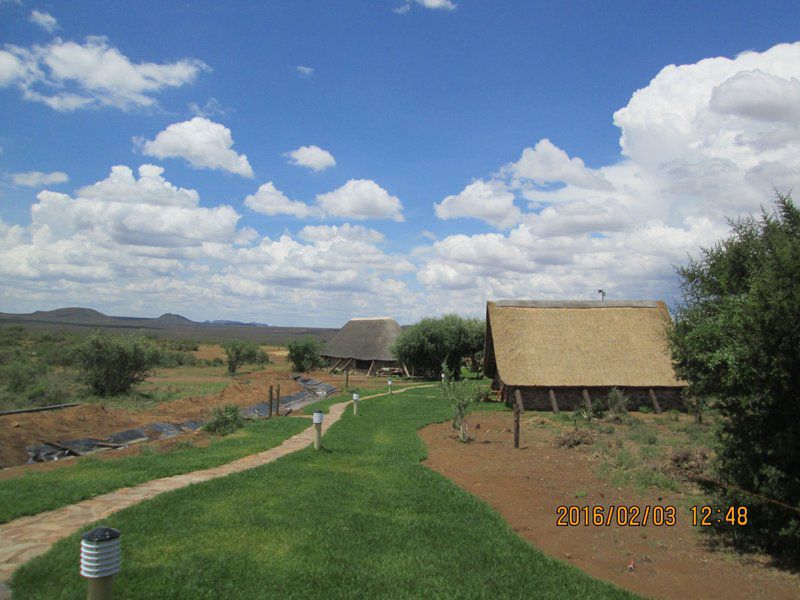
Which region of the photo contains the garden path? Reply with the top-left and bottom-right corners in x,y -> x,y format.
0,385 -> 430,584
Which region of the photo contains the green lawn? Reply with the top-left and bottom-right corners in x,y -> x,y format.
12,388 -> 637,599
299,382 -> 434,415
0,417 -> 309,524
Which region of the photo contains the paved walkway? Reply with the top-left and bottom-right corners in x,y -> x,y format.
0,385 -> 430,584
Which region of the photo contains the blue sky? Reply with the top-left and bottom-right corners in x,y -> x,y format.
1,1 -> 799,326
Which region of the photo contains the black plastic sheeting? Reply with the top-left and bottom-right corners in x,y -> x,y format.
25,377 -> 338,463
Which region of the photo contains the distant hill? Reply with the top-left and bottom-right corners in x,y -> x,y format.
157,313 -> 194,325
203,319 -> 271,327
0,307 -> 336,344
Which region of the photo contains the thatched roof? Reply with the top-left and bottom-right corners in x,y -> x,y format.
484,300 -> 684,388
322,317 -> 401,362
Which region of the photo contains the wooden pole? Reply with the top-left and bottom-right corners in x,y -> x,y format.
582,388 -> 593,413
513,389 -> 525,449
275,384 -> 280,417
345,369 -> 349,391
548,389 -> 559,413
648,388 -> 662,414
268,385 -> 273,418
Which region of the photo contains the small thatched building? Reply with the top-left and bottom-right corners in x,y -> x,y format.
322,317 -> 405,376
484,300 -> 686,412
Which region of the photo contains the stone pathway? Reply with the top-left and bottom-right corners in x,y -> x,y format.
0,385 -> 430,585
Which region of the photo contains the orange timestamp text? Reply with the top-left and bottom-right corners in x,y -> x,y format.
556,505 -> 677,527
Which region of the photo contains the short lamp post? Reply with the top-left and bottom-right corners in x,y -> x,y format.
80,526 -> 121,600
313,410 -> 324,450
352,392 -> 360,416
388,379 -> 393,395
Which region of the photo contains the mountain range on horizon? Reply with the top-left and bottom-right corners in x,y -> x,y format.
0,307 -> 335,344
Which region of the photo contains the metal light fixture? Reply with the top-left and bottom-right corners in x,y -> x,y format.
313,410 -> 324,450
81,526 -> 121,600
352,392 -> 360,416
388,379 -> 393,395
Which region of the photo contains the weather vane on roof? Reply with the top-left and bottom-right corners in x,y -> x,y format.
597,289 -> 606,301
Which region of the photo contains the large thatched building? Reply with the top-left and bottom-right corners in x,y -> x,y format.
322,317 -> 405,376
484,300 -> 686,412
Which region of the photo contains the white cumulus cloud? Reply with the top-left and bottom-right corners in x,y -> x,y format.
316,179 -> 404,222
29,10 -> 58,33
296,65 -> 314,77
285,145 -> 336,172
434,179 -> 520,228
141,117 -> 253,177
11,171 -> 69,187
0,36 -> 208,111
244,182 -> 320,218
419,41 -> 800,313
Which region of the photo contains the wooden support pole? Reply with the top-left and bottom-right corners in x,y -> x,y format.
345,369 -> 349,391
513,389 -> 525,449
548,389 -> 559,413
367,360 -> 376,377
268,385 -> 273,418
648,388 -> 662,414
330,358 -> 343,373
275,384 -> 280,417
582,388 -> 593,413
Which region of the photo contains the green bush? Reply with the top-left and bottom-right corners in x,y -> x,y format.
391,315 -> 484,379
669,193 -> 800,559
440,365 -> 486,442
2,360 -> 41,393
203,404 -> 243,436
222,340 -> 268,375
286,337 -> 325,373
74,333 -> 162,395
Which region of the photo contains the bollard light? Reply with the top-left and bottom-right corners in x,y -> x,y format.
313,410 -> 324,450
81,526 -> 121,600
388,379 -> 393,395
441,373 -> 445,382
352,392 -> 360,416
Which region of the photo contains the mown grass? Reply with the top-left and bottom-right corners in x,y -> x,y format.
299,382 -> 433,415
0,417 -> 309,524
12,388 -> 636,599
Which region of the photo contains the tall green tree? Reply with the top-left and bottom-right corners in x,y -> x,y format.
669,193 -> 800,558
392,315 -> 485,379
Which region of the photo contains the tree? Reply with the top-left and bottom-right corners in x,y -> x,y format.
286,337 -> 325,373
74,333 -> 162,395
440,363 -> 486,443
669,193 -> 800,558
391,315 -> 485,379
222,340 -> 268,375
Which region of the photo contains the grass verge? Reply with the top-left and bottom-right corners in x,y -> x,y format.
12,388 -> 636,599
0,417 -> 309,524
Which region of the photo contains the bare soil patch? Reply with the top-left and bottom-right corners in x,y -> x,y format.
420,411 -> 800,600
0,370 -> 301,469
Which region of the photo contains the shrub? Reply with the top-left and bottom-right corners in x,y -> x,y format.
2,360 -> 41,393
203,404 -> 243,436
222,340 -> 268,375
440,365 -> 485,443
555,428 -> 595,448
286,337 -> 324,373
605,388 -> 629,422
669,193 -> 800,558
391,315 -> 484,379
74,333 -> 162,395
